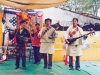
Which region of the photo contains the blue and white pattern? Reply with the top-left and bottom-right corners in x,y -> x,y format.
3,8 -> 43,30
5,14 -> 17,30
9,17 -> 17,26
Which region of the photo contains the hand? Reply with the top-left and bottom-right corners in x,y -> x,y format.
52,30 -> 56,35
25,39 -> 28,42
85,34 -> 88,37
9,32 -> 13,34
14,43 -> 17,46
38,34 -> 41,38
65,40 -> 69,44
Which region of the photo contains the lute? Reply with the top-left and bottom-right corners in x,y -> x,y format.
65,31 -> 95,45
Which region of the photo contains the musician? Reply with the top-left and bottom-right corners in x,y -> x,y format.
65,18 -> 87,71
38,18 -> 58,69
32,23 -> 41,64
9,20 -> 30,70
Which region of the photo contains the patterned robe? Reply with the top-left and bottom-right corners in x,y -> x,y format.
38,26 -> 58,54
9,28 -> 30,57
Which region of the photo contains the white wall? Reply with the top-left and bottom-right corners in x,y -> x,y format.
35,7 -> 100,26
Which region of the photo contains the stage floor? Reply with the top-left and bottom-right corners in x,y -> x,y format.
0,60 -> 100,75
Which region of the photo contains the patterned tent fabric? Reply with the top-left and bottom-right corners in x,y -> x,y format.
0,0 -> 66,9
3,8 -> 43,46
4,8 -> 43,30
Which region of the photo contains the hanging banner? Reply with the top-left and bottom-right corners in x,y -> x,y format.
3,8 -> 43,45
4,8 -> 43,30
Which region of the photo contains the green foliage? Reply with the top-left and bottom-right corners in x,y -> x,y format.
58,0 -> 100,16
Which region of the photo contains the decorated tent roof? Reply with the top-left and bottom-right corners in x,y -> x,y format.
0,0 -> 66,9
4,8 -> 43,16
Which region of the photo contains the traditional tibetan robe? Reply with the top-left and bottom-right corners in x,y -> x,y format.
38,26 -> 58,54
65,26 -> 84,56
9,28 -> 30,57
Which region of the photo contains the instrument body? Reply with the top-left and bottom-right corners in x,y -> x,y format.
66,31 -> 95,45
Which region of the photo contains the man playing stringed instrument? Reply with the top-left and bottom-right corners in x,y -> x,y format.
65,18 -> 87,71
9,20 -> 30,70
38,18 -> 58,69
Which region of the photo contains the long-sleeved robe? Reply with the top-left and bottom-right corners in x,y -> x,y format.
38,26 -> 58,54
65,26 -> 84,56
9,28 -> 30,57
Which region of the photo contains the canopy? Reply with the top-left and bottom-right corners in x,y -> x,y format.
0,0 -> 66,9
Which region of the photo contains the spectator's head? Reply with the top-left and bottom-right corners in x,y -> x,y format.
35,23 -> 40,29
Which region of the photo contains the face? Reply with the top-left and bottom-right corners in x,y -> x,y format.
45,20 -> 51,27
20,22 -> 27,29
36,25 -> 40,29
73,19 -> 78,27
55,27 -> 59,30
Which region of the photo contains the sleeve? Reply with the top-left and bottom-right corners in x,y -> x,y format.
25,29 -> 30,38
79,27 -> 88,40
53,31 -> 58,38
64,26 -> 71,39
79,27 -> 84,35
38,28 -> 43,37
9,30 -> 16,40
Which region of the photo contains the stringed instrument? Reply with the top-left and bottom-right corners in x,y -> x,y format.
65,31 -> 95,45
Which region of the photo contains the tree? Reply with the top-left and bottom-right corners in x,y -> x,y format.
56,0 -> 100,16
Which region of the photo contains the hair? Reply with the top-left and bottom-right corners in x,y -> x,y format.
72,18 -> 78,22
35,23 -> 40,26
20,20 -> 26,24
45,18 -> 52,23
73,18 -> 80,27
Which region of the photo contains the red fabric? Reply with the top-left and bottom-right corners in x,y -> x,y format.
14,37 -> 16,43
32,30 -> 41,46
13,29 -> 19,43
24,44 -> 26,50
16,12 -> 22,16
64,55 -> 73,66
69,27 -> 79,37
16,12 -> 31,20
64,55 -> 69,65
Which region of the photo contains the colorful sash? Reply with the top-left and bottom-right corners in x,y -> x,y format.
41,26 -> 51,37
69,27 -> 79,38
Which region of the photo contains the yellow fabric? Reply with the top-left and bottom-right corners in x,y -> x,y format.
0,11 -> 3,46
20,29 -> 23,34
0,0 -> 66,9
22,12 -> 28,20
